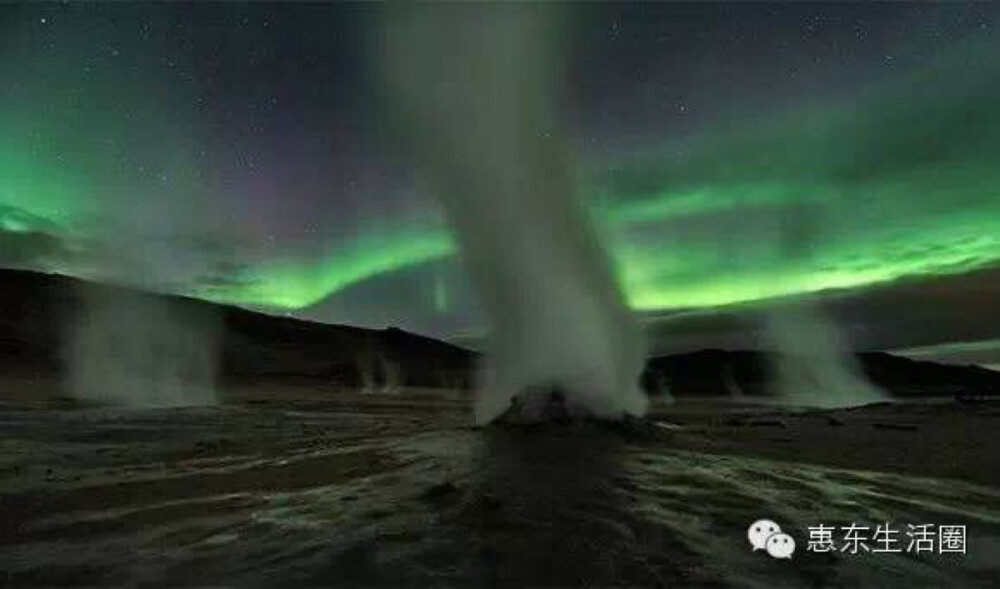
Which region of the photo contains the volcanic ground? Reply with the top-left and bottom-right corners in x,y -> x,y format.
1,381 -> 999,587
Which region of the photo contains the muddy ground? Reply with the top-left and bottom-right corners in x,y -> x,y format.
1,378 -> 999,587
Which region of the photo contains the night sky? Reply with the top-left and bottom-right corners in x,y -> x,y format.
2,3 -> 999,365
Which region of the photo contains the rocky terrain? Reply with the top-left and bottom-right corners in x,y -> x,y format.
1,269 -> 1000,586
1,389 -> 999,586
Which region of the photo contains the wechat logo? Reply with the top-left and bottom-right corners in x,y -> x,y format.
748,519 -> 796,559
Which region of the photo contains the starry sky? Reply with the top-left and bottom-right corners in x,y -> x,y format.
2,3 -> 999,365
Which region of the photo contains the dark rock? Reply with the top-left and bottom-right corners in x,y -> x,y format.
744,418 -> 786,428
725,417 -> 786,428
489,386 -> 660,441
473,493 -> 503,512
493,386 -> 576,427
419,481 -> 460,504
873,422 -> 919,431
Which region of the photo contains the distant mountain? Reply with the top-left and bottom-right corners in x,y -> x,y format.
2,269 -> 996,400
0,269 -> 475,389
646,349 -> 1000,399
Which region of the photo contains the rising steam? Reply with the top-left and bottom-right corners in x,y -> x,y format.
67,285 -> 219,408
65,212 -> 223,408
62,154 -> 222,409
379,5 -> 649,423
763,305 -> 884,407
761,202 -> 884,407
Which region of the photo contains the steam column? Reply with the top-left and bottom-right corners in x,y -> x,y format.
380,5 -> 650,423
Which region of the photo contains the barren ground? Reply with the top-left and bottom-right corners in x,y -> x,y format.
1,376 -> 999,587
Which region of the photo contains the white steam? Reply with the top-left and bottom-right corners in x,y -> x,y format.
64,169 -> 222,410
379,5 -> 649,423
763,305 -> 884,407
67,286 -> 219,408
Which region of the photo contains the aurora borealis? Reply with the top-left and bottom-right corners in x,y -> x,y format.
2,3 -> 999,362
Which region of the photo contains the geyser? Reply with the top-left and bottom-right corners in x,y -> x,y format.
380,5 -> 650,423
763,305 -> 884,408
67,285 -> 220,409
760,201 -> 884,407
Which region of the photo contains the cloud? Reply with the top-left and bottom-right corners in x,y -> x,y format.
195,261 -> 258,290
0,204 -> 74,269
0,201 -> 258,301
0,228 -> 70,268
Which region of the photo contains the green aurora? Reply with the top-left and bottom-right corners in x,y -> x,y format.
2,30 -> 999,316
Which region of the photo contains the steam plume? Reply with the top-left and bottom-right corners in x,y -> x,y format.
762,204 -> 884,407
379,5 -> 649,423
67,286 -> 219,408
763,305 -> 884,407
